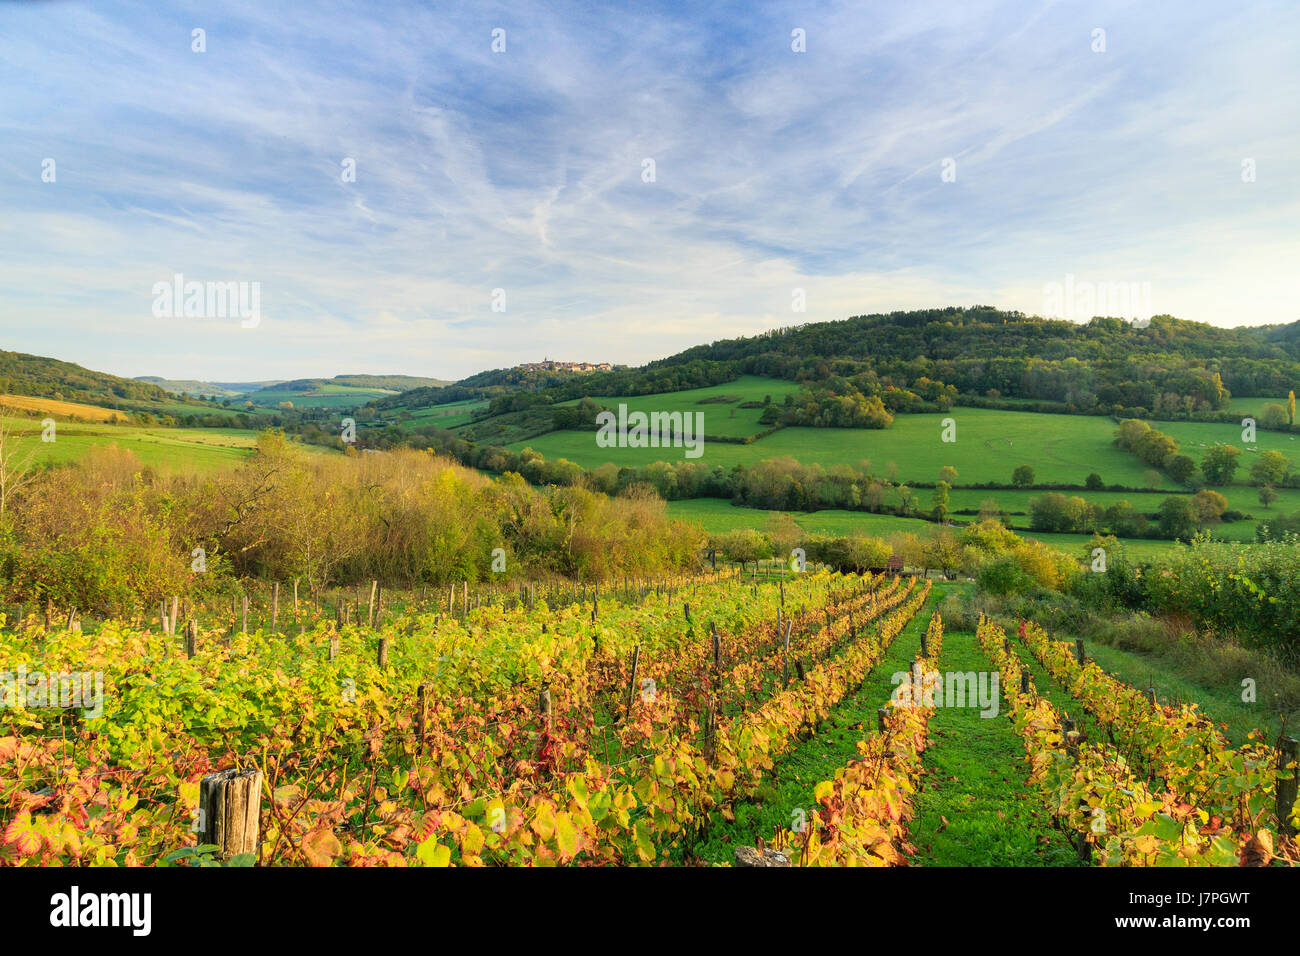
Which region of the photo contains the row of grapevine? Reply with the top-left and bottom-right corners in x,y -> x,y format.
0,572 -> 929,866
977,617 -> 1291,866
779,611 -> 943,867
1013,620 -> 1288,832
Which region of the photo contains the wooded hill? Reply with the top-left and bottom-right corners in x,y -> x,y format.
367,308 -> 1300,421
0,349 -> 215,415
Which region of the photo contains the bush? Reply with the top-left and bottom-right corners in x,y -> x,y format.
976,555 -> 1032,596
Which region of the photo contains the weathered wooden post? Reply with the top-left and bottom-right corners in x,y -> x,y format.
1146,686 -> 1157,705
377,637 -> 389,669
1278,737 -> 1298,837
199,767 -> 262,861
186,619 -> 198,659
703,698 -> 717,765
367,580 -> 378,626
329,631 -> 339,662
877,707 -> 888,732
271,582 -> 280,634
734,846 -> 791,867
1075,639 -> 1085,665
782,620 -> 793,687
240,594 -> 248,635
536,682 -> 553,765
170,596 -> 179,636
625,645 -> 641,719
1020,671 -> 1030,695
794,659 -> 806,682
417,684 -> 430,754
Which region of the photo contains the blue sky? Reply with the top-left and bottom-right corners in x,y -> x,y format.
1,0 -> 1297,381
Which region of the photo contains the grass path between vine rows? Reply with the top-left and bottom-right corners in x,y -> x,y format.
690,588 -> 934,864
907,628 -> 1079,866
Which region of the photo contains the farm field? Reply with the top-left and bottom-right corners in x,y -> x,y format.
394,398 -> 491,428
546,375 -> 802,440
508,406 -> 1197,486
665,498 -> 1177,561
1222,395 -> 1292,417
0,414 -> 291,473
0,394 -> 129,422
4,573 -> 1292,867
246,384 -> 403,409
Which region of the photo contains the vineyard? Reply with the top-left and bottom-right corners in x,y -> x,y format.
1,572 -> 1295,867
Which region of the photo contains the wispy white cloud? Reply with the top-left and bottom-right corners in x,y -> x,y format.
0,0 -> 1297,382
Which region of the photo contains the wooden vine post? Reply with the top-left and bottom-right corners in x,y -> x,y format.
271,582 -> 280,634
1075,639 -> 1085,665
624,645 -> 641,719
417,684 -> 430,755
199,767 -> 262,862
1279,736 -> 1298,838
186,619 -> 198,659
782,621 -> 793,687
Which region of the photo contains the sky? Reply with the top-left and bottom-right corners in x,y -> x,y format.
1,0 -> 1298,382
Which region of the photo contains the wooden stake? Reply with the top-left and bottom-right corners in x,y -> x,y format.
186,619 -> 197,659
1279,736 -> 1298,837
199,768 -> 262,861
417,684 -> 430,754
625,645 -> 641,719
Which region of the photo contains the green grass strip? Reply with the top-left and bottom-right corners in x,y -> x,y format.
907,629 -> 1079,867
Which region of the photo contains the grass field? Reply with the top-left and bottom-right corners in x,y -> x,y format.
1222,395 -> 1291,417
510,405 -> 1174,483
393,398 -> 491,428
549,375 -> 802,439
246,383 -> 403,409
510,386 -> 1300,544
665,497 -> 1177,561
0,414 -> 307,474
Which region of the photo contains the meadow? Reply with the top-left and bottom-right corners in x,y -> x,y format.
664,498 -> 1174,561
502,382 -> 1300,546
1,414 -> 260,473
548,375 -> 802,439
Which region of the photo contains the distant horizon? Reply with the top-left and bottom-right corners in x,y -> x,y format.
9,304 -> 1296,387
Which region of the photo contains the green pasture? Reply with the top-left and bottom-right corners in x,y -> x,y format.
664,498 -> 1176,561
0,415 -> 327,474
549,375 -> 801,439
